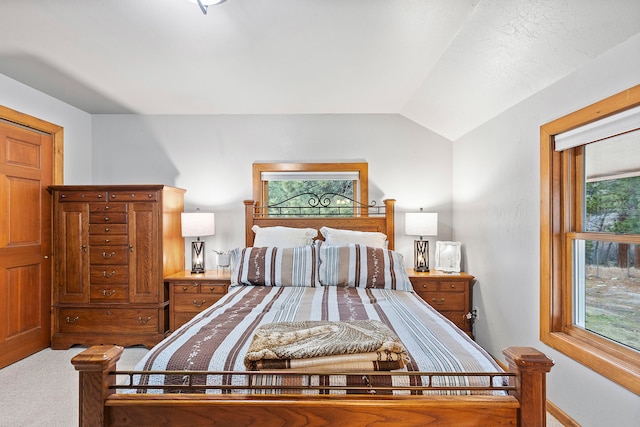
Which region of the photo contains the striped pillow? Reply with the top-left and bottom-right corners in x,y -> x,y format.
230,246 -> 319,287
318,243 -> 414,291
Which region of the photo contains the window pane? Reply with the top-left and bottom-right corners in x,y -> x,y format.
267,179 -> 354,216
584,131 -> 640,234
574,239 -> 640,351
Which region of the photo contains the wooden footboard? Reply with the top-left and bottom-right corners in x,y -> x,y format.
72,346 -> 553,427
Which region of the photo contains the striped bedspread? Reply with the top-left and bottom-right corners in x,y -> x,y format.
131,286 -> 504,395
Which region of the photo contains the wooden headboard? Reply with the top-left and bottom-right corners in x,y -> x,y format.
244,199 -> 396,249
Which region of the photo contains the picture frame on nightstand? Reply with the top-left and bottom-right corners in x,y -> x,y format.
435,241 -> 461,272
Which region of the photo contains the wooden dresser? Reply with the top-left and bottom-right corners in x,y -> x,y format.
166,270 -> 230,331
407,269 -> 475,338
49,185 -> 185,349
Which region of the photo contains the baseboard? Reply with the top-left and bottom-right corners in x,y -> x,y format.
547,400 -> 581,427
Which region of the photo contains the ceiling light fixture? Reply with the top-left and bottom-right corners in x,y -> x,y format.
190,0 -> 227,15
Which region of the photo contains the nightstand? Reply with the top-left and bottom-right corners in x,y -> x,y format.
407,269 -> 475,338
166,270 -> 231,332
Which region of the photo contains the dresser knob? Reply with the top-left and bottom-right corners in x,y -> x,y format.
101,289 -> 116,297
138,316 -> 151,324
193,299 -> 206,307
101,251 -> 116,259
431,297 -> 445,305
65,316 -> 79,323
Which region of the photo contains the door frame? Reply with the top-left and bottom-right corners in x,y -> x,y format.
0,105 -> 63,183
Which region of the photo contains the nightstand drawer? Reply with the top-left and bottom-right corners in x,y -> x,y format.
441,312 -> 469,331
199,283 -> 228,295
417,292 -> 465,311
173,294 -> 218,312
412,281 -> 438,292
439,281 -> 466,292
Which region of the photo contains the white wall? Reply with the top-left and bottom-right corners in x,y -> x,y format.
452,33 -> 640,427
0,74 -> 92,184
91,113 -> 453,269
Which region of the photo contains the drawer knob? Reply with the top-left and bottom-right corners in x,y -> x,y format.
105,205 -> 110,210
431,297 -> 445,305
138,316 -> 152,324
65,316 -> 79,323
422,284 -> 427,288
450,284 -> 456,288
182,286 -> 189,291
101,251 -> 116,259
101,289 -> 116,297
104,238 -> 110,243
102,270 -> 116,278
209,287 -> 216,292
193,299 -> 206,307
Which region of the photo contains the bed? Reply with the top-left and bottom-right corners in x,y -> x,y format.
72,198 -> 553,426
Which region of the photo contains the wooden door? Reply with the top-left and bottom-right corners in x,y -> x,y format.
0,121 -> 53,368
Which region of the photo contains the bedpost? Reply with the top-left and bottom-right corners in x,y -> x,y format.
244,200 -> 257,247
71,345 -> 123,427
503,347 -> 554,427
383,199 -> 395,250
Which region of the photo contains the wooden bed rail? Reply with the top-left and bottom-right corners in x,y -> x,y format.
72,345 -> 553,427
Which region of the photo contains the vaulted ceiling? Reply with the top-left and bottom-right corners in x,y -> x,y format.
1,0 -> 639,140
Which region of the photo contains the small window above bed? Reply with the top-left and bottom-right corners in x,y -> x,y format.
253,162 -> 370,217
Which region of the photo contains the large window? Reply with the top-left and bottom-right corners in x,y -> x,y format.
541,85 -> 640,394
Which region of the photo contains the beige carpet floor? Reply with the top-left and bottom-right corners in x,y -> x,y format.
0,346 -> 565,426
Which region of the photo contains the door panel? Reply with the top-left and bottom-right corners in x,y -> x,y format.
0,121 -> 53,368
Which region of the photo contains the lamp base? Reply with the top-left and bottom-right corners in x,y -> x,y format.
191,239 -> 206,274
414,239 -> 430,273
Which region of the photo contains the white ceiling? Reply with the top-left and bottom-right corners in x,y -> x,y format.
1,0 -> 639,140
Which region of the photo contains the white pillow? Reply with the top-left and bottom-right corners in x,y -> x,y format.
252,225 -> 317,248
319,226 -> 387,248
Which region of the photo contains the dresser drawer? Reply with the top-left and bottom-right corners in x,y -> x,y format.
90,246 -> 129,264
90,284 -> 129,302
90,266 -> 129,283
57,308 -> 158,333
173,293 -> 218,313
58,191 -> 107,202
89,224 -> 128,235
89,234 -> 129,246
89,203 -> 127,213
109,191 -> 158,202
415,291 -> 465,311
89,212 -> 128,224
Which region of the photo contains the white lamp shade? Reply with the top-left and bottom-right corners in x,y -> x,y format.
181,212 -> 215,237
405,212 -> 438,237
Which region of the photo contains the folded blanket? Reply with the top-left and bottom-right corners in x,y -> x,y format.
244,320 -> 409,371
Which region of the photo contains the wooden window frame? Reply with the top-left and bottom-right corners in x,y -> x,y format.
252,162 -> 369,211
540,84 -> 640,395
